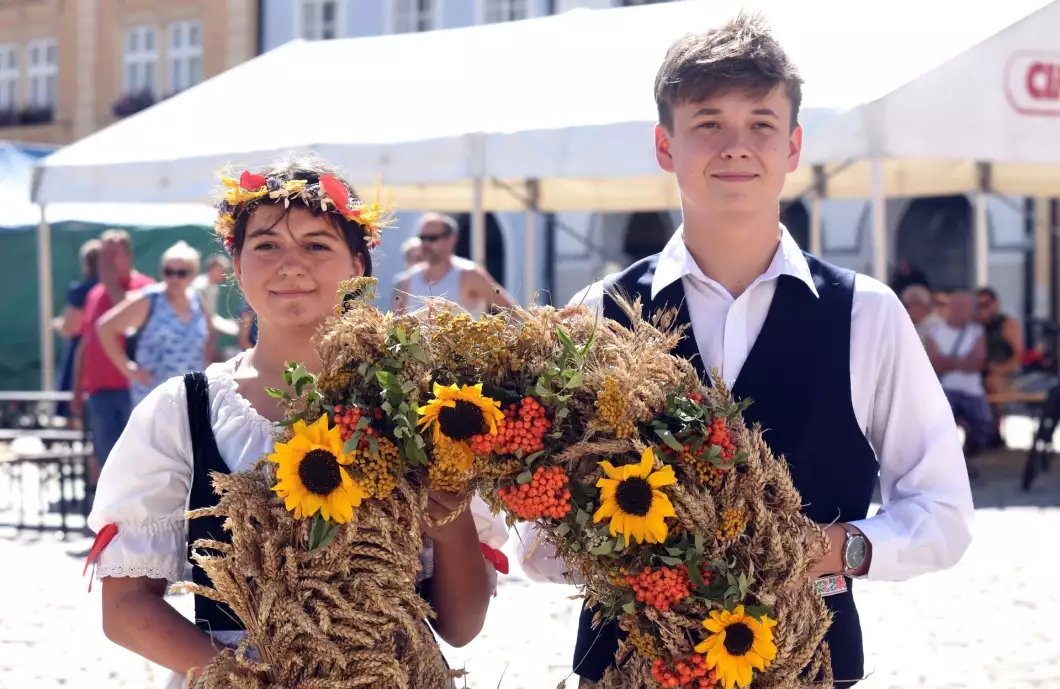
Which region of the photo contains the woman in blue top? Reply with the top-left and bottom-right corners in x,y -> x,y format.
96,241 -> 211,407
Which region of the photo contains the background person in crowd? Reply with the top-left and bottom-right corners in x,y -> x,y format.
96,241 -> 210,407
54,238 -> 101,420
900,284 -> 938,341
72,230 -> 155,481
393,212 -> 514,317
976,286 -> 1023,448
192,254 -> 238,359
924,291 -> 990,472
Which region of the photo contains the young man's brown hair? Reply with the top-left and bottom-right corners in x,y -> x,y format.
653,11 -> 803,132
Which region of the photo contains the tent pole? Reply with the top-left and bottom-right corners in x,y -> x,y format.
809,164 -> 825,255
525,179 -> 539,305
1033,197 -> 1050,320
869,158 -> 887,283
37,205 -> 54,391
471,176 -> 486,269
973,162 -> 991,288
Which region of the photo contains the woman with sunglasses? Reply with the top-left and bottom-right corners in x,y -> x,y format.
97,240 -> 211,407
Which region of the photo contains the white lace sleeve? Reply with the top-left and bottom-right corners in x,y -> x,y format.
87,377 -> 192,582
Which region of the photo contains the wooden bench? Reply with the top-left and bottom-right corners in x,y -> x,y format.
986,390 -> 1048,406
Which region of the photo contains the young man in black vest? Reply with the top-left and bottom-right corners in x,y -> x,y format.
518,12 -> 974,688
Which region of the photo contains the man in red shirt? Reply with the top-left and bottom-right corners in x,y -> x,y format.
72,230 -> 155,473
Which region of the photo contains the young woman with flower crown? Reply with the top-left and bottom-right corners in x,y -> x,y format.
84,156 -> 507,688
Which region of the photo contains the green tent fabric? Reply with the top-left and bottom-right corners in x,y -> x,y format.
0,223 -> 241,390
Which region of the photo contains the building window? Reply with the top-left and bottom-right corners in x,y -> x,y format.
0,45 -> 17,110
392,0 -> 436,33
299,0 -> 341,40
124,26 -> 158,95
168,20 -> 202,94
26,38 -> 57,109
484,0 -> 528,23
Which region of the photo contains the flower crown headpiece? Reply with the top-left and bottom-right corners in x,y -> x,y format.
213,170 -> 395,253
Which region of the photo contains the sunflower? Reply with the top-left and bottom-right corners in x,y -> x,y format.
269,415 -> 365,524
592,447 -> 676,546
694,605 -> 778,689
417,382 -> 504,444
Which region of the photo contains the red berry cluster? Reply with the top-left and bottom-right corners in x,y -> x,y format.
626,565 -> 692,612
334,404 -> 383,443
469,397 -> 551,456
498,465 -> 572,520
707,417 -> 736,463
650,655 -> 719,688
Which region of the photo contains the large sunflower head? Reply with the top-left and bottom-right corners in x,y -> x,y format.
694,605 -> 778,689
417,382 -> 504,443
592,446 -> 677,546
268,414 -> 365,524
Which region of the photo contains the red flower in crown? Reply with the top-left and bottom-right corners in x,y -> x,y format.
240,170 -> 267,191
320,174 -> 361,221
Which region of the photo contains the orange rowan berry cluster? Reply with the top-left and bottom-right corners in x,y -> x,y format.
650,655 -> 719,688
498,465 -> 572,520
468,397 -> 550,456
626,565 -> 693,612
707,417 -> 736,463
333,404 -> 384,443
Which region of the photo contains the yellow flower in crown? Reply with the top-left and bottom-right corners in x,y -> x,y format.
593,447 -> 676,546
269,415 -> 365,524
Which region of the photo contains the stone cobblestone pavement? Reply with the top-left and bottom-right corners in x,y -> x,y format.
2,418 -> 1058,688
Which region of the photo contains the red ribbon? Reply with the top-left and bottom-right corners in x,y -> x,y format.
480,542 -> 509,575
83,523 -> 118,593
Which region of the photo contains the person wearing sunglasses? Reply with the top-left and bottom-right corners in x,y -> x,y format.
393,213 -> 514,317
96,241 -> 212,407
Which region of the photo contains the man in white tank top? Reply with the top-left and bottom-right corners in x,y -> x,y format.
393,213 -> 514,318
923,291 -> 992,465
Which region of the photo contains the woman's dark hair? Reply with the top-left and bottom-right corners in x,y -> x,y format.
228,156 -> 373,277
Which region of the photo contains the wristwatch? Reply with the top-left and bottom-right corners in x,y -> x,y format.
840,525 -> 868,576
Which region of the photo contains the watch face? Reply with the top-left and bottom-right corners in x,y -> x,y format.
845,535 -> 867,569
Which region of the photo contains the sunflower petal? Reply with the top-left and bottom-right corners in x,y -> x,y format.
593,499 -> 619,522
648,464 -> 677,488
635,446 -> 655,478
736,658 -> 753,687
598,461 -> 620,479
649,490 -> 677,519
753,637 -> 777,662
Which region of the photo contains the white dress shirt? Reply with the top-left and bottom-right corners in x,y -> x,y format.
518,226 -> 974,585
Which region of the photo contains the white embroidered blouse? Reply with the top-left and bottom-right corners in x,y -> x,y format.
87,358 -> 508,688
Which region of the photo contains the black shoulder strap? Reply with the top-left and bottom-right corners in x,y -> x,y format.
183,372 -> 228,479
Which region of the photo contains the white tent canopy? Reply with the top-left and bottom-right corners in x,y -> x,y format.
0,141 -> 213,227
33,0 -> 1057,213
806,0 -> 1060,200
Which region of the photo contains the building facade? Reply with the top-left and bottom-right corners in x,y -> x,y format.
0,0 -> 257,146
259,0 -> 1034,321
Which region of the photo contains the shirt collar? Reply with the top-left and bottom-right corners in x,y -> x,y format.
650,224 -> 819,300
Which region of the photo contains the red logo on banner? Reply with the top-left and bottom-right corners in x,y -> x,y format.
1006,51 -> 1060,116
